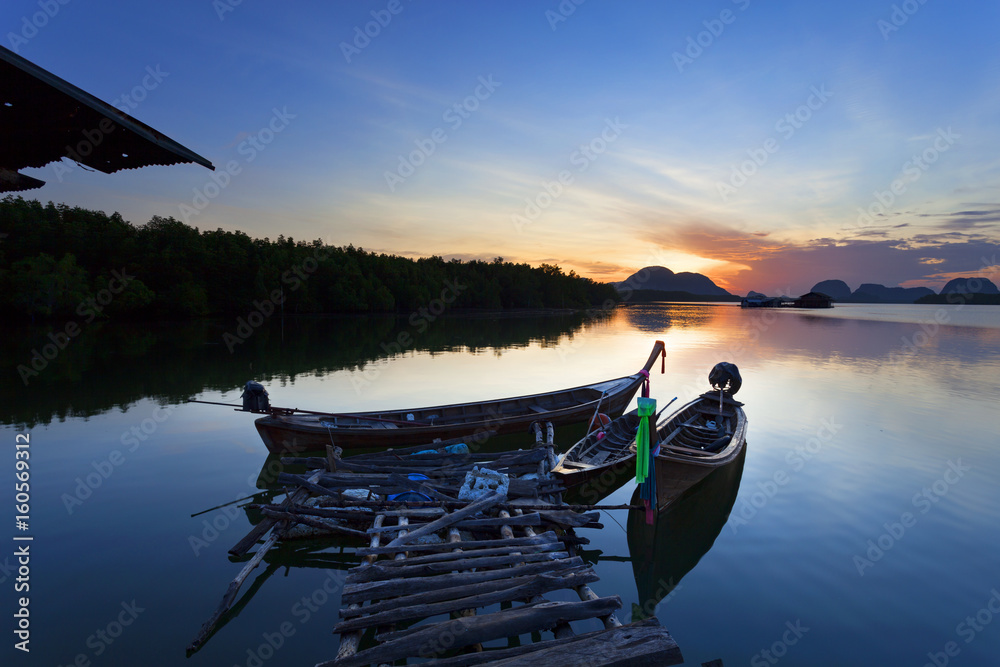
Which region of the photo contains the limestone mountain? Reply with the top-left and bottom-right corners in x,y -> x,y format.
616,266 -> 732,296
809,279 -> 934,303
810,280 -> 851,301
847,283 -> 935,303
940,277 -> 999,295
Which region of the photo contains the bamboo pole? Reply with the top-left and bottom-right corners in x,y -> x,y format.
188,527 -> 283,651
335,513 -> 386,660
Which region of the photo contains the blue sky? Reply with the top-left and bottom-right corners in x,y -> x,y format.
6,0 -> 1000,294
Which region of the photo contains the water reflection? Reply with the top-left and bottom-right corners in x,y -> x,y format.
5,304 -> 998,432
1,312 -> 596,426
616,303 -> 723,333
627,446 -> 745,621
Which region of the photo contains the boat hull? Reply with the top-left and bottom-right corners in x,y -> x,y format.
628,445 -> 746,616
650,393 -> 747,512
255,367 -> 660,454
558,452 -> 637,505
552,411 -> 642,504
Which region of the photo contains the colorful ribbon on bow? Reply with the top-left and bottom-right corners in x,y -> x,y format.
635,395 -> 657,523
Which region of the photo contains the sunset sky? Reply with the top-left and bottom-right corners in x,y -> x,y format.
6,0 -> 1000,295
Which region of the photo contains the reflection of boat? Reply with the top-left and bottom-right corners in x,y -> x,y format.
254,340 -> 665,454
650,377 -> 746,512
552,410 -> 640,504
628,445 -> 745,620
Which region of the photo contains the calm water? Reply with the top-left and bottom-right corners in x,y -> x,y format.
2,303 -> 999,666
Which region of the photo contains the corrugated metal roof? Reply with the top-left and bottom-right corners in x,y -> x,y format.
0,45 -> 213,192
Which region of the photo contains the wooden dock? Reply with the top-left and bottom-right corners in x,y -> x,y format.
189,435 -> 683,666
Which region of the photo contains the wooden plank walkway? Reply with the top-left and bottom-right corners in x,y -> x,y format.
189,438 -> 683,666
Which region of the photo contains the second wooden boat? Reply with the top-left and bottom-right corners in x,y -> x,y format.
254,340 -> 666,454
650,368 -> 746,511
551,410 -> 642,504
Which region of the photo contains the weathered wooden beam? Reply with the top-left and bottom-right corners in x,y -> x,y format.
253,503 -> 444,521
503,509 -> 573,640
536,510 -> 601,528
350,542 -> 563,571
325,445 -> 341,472
382,492 -> 506,549
364,512 -> 546,535
334,513 -> 385,661
417,619 -> 682,667
320,598 -> 622,667
334,570 -> 601,634
348,550 -> 570,584
228,470 -> 321,557
341,557 -> 585,604
339,565 -> 594,620
259,508 -> 368,538
189,526 -> 283,651
354,532 -> 558,556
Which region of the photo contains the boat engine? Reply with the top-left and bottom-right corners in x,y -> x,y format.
709,362 -> 742,395
241,381 -> 270,412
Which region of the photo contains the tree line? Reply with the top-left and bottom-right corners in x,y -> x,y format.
0,197 -> 618,320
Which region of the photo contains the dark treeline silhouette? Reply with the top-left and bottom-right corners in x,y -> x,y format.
0,196 -> 618,320
1,314 -> 598,427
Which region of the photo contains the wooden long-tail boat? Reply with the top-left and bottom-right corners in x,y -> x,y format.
555,363 -> 747,512
253,340 -> 666,454
551,410 -> 642,505
650,367 -> 746,512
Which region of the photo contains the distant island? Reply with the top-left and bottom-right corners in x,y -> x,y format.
798,277 -> 999,304
615,266 -> 1000,306
615,266 -> 741,302
0,197 -> 618,321
914,277 -> 1000,305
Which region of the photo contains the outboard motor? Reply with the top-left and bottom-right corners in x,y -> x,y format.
241,381 -> 270,412
709,362 -> 742,395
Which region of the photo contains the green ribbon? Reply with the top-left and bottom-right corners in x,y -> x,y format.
635,397 -> 656,484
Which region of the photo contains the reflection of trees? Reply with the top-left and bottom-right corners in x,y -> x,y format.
1,313 -> 592,427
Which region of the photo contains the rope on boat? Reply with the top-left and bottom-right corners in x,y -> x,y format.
635,395 -> 657,524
